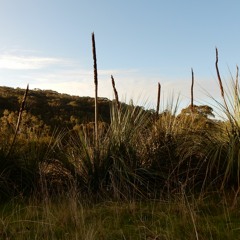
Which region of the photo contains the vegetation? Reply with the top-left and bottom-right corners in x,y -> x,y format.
0,86 -> 111,132
0,44 -> 240,238
1,194 -> 239,240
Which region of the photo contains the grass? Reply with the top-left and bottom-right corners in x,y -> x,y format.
1,86 -> 240,238
1,41 -> 240,238
0,193 -> 239,239
1,88 -> 240,238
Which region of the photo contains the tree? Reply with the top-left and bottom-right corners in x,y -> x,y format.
180,105 -> 215,118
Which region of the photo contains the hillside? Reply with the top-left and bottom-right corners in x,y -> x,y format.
0,86 -> 112,131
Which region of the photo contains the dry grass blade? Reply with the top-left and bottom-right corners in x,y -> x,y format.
235,65 -> 239,95
92,32 -> 99,147
6,84 -> 29,157
111,75 -> 120,110
235,65 -> 239,115
215,48 -> 224,98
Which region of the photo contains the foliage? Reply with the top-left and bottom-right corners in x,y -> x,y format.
65,101 -> 152,200
1,42 -> 240,238
1,78 -> 240,200
0,86 -> 111,131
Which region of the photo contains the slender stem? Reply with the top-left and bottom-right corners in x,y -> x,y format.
111,75 -> 120,110
6,84 -> 29,158
215,48 -> 230,116
92,32 -> 98,147
191,68 -> 194,112
156,82 -> 161,116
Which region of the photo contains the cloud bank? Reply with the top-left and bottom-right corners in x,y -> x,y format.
0,49 -> 221,112
0,53 -> 66,70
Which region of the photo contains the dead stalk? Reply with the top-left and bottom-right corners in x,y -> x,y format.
156,82 -> 161,116
111,75 -> 120,110
191,68 -> 194,112
92,32 -> 98,147
215,48 -> 230,116
6,84 -> 29,157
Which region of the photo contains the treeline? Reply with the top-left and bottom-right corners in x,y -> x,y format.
0,86 -> 111,131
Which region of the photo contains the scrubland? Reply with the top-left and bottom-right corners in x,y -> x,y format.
0,42 -> 240,238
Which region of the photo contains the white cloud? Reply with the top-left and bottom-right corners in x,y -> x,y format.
0,52 -> 69,70
15,67 -> 220,110
23,70 -> 188,110
0,49 -> 222,113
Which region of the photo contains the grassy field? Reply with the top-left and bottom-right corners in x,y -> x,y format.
0,192 -> 240,239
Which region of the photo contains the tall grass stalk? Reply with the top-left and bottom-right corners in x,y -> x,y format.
111,75 -> 120,110
156,82 -> 161,116
6,84 -> 29,158
215,48 -> 231,119
92,32 -> 99,149
191,68 -> 194,111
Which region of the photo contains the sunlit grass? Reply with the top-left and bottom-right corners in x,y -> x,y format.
0,193 -> 239,240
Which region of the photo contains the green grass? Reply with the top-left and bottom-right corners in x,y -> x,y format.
0,193 -> 239,239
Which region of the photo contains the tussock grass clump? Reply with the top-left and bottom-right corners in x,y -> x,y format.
205,50 -> 240,195
65,101 -> 152,200
139,96 -> 217,194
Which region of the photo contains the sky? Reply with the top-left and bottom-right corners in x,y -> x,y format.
0,0 -> 240,113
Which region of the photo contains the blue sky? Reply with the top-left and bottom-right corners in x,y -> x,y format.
0,1 -> 240,112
